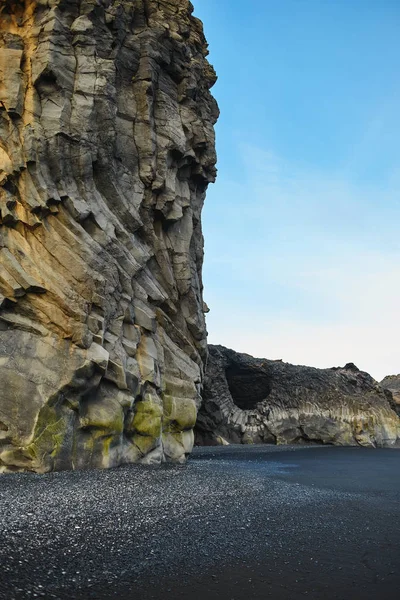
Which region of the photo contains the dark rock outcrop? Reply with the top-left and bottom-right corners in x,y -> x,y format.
380,375 -> 400,414
195,345 -> 400,447
0,0 -> 218,472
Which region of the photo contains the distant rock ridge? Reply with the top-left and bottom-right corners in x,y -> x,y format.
195,345 -> 400,448
0,0 -> 218,472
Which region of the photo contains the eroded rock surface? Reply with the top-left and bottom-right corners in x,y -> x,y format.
380,375 -> 400,412
0,0 -> 218,472
196,345 -> 400,448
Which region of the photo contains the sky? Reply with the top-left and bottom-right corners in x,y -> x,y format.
193,0 -> 400,380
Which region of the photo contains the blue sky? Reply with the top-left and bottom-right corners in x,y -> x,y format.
193,0 -> 400,380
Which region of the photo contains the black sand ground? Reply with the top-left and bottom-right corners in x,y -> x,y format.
1,445 -> 399,600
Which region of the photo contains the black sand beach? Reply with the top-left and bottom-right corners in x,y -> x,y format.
1,445 -> 399,600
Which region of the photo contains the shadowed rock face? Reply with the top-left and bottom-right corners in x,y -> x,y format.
380,375 -> 400,413
195,345 -> 400,448
0,0 -> 218,472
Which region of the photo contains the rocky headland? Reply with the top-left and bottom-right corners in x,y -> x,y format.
0,0 -> 218,472
195,345 -> 400,448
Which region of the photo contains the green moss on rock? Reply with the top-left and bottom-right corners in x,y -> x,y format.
26,404 -> 71,472
163,395 -> 197,433
131,396 -> 163,439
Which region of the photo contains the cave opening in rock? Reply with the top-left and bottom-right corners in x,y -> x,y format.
225,365 -> 272,410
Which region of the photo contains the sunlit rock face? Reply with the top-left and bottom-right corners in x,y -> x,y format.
196,346 -> 400,448
0,0 -> 218,472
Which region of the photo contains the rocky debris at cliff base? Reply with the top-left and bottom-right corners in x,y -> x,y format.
195,345 -> 400,448
0,0 -> 218,472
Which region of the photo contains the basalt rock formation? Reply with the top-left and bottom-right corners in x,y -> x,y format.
195,345 -> 400,448
380,375 -> 400,413
0,0 -> 218,472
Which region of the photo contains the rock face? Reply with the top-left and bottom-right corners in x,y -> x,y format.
195,345 -> 400,448
380,375 -> 400,412
0,0 -> 218,472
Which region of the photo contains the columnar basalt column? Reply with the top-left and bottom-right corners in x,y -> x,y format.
0,0 -> 218,472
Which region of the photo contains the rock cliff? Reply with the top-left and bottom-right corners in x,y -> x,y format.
380,375 -> 400,413
196,345 -> 400,448
0,0 -> 218,472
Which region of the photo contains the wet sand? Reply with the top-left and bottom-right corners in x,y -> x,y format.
1,445 -> 399,600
